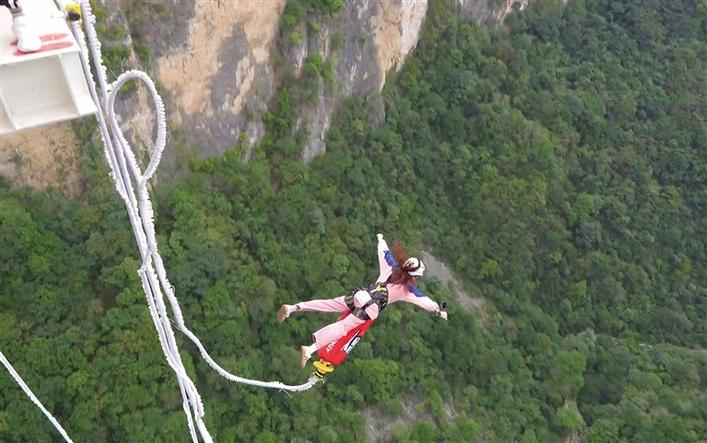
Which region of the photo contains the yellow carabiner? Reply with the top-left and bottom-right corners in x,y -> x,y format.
312,359 -> 335,378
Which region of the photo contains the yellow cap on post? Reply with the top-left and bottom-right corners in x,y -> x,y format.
65,3 -> 81,22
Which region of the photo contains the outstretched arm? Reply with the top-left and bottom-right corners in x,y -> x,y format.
376,233 -> 396,282
403,286 -> 448,319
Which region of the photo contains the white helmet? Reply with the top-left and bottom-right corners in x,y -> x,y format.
403,257 -> 425,277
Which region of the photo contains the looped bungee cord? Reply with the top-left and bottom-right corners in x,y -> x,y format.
1,2 -> 319,443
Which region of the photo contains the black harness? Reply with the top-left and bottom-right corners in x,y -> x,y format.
344,281 -> 389,321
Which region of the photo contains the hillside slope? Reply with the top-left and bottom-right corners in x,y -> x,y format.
1,0 -> 705,442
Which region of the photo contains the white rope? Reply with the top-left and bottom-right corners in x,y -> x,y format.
0,351 -> 74,443
68,8 -> 202,442
69,1 -> 320,441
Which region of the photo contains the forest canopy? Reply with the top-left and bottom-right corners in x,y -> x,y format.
1,0 -> 705,441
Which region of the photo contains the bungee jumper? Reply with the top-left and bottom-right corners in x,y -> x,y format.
278,233 -> 448,375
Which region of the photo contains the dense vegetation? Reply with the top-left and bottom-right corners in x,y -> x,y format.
1,0 -> 705,441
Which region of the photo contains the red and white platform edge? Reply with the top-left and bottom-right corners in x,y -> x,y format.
0,0 -> 95,135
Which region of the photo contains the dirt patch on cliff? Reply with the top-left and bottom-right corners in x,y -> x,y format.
363,393 -> 432,442
458,0 -> 529,24
363,393 -> 460,442
421,251 -> 485,310
0,122 -> 82,197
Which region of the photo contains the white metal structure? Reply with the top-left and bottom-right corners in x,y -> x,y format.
0,0 -> 95,134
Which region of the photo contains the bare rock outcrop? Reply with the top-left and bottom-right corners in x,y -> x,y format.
421,251 -> 485,310
290,0 -> 429,162
457,0 -> 530,24
292,0 -> 531,161
128,0 -> 286,164
374,0 -> 429,83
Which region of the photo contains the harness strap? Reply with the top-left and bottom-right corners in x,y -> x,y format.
351,308 -> 370,321
367,283 -> 389,311
361,299 -> 377,311
344,291 -> 357,312
349,283 -> 390,321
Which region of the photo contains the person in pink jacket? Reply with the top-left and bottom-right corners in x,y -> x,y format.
278,233 -> 448,367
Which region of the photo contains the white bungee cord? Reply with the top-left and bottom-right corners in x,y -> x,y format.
0,352 -> 74,443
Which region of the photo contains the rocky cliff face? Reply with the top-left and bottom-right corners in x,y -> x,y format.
1,0 -> 533,192
125,0 -> 286,167
285,0 -> 429,161
117,0 -> 430,164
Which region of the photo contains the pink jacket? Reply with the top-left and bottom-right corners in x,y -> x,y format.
376,238 -> 441,313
